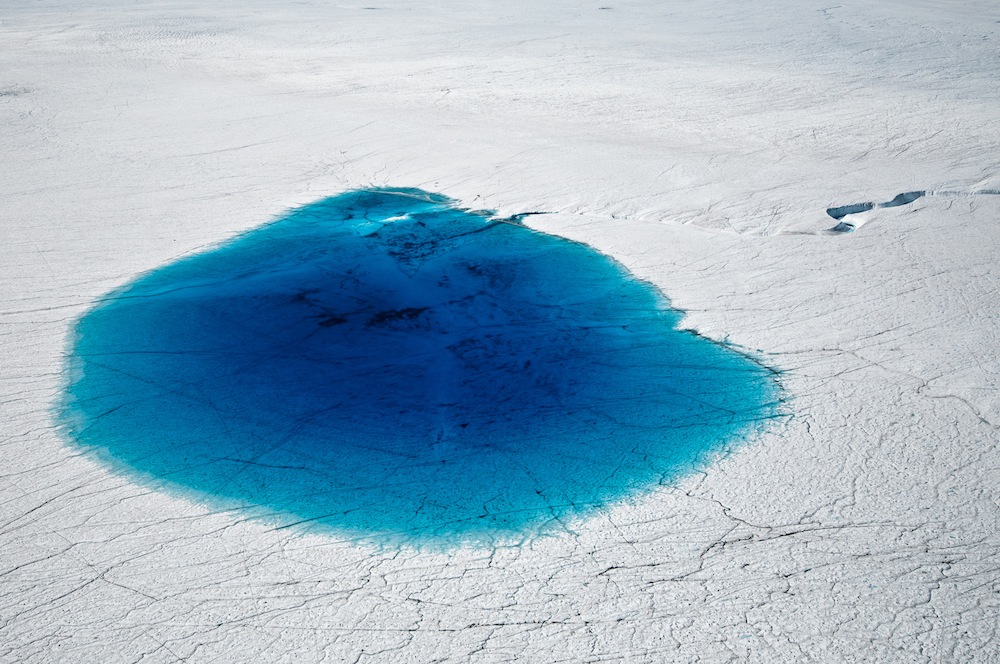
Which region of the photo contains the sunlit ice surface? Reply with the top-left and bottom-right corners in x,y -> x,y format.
60,188 -> 779,546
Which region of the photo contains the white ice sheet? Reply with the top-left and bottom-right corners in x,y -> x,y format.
2,1 -> 998,660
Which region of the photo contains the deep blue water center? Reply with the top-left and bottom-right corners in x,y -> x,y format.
62,189 -> 778,545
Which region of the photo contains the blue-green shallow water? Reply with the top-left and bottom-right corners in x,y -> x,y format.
60,188 -> 779,546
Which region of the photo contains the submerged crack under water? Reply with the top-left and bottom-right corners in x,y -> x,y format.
60,188 -> 780,546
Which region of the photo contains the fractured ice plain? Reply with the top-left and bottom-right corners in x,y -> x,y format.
2,0 -> 1000,661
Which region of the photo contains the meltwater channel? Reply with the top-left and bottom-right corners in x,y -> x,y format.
60,189 -> 779,545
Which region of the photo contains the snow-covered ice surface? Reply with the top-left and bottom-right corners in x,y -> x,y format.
2,0 -> 999,660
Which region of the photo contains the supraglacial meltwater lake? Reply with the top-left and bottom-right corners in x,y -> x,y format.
61,189 -> 779,544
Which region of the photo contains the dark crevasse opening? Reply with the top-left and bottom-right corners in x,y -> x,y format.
60,188 -> 780,546
827,191 -> 926,223
883,191 -> 925,208
827,202 -> 875,220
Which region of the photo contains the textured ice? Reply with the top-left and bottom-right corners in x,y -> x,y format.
60,188 -> 779,545
5,0 -> 999,658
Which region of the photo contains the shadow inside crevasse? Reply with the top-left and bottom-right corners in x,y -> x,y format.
61,188 -> 780,546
